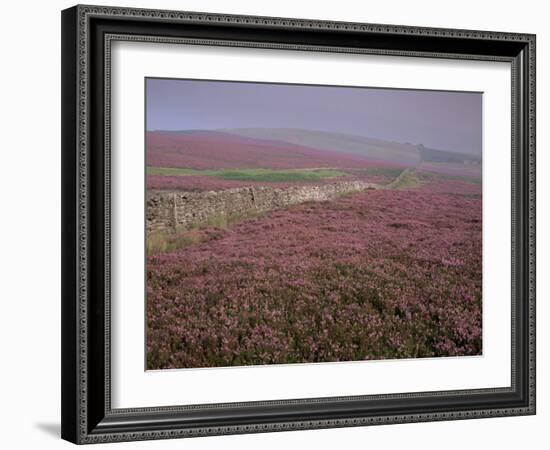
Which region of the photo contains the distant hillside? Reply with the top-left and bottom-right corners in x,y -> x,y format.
417,144 -> 481,164
147,129 -> 481,181
221,128 -> 481,166
220,128 -> 422,165
147,130 -> 401,170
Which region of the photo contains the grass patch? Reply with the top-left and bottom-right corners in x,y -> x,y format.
148,167 -> 202,176
215,168 -> 344,182
147,229 -> 201,256
147,209 -> 266,256
147,167 -> 346,182
386,169 -> 423,190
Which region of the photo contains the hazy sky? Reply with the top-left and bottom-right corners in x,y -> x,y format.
146,78 -> 482,155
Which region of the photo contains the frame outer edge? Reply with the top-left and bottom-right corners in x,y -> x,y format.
76,3 -> 534,41
527,34 -> 536,414
61,5 -> 80,445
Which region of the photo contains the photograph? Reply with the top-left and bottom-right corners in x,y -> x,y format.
145,78 -> 484,370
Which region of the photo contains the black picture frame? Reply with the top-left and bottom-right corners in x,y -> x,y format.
61,4 -> 536,444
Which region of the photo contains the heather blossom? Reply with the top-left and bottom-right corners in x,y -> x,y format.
147,178 -> 482,369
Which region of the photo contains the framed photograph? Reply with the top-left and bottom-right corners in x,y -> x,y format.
61,4 -> 536,444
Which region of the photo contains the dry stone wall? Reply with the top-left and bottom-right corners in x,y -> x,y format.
147,181 -> 377,233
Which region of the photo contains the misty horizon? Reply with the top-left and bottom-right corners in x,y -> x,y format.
147,127 -> 477,156
146,78 -> 483,156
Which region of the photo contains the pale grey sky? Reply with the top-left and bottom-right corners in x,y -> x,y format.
146,78 -> 482,155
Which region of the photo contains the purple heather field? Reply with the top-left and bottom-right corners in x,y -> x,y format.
145,79 -> 482,370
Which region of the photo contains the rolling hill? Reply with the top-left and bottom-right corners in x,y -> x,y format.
146,130 -> 403,170
220,128 -> 421,165
221,128 -> 481,166
147,128 -> 481,180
